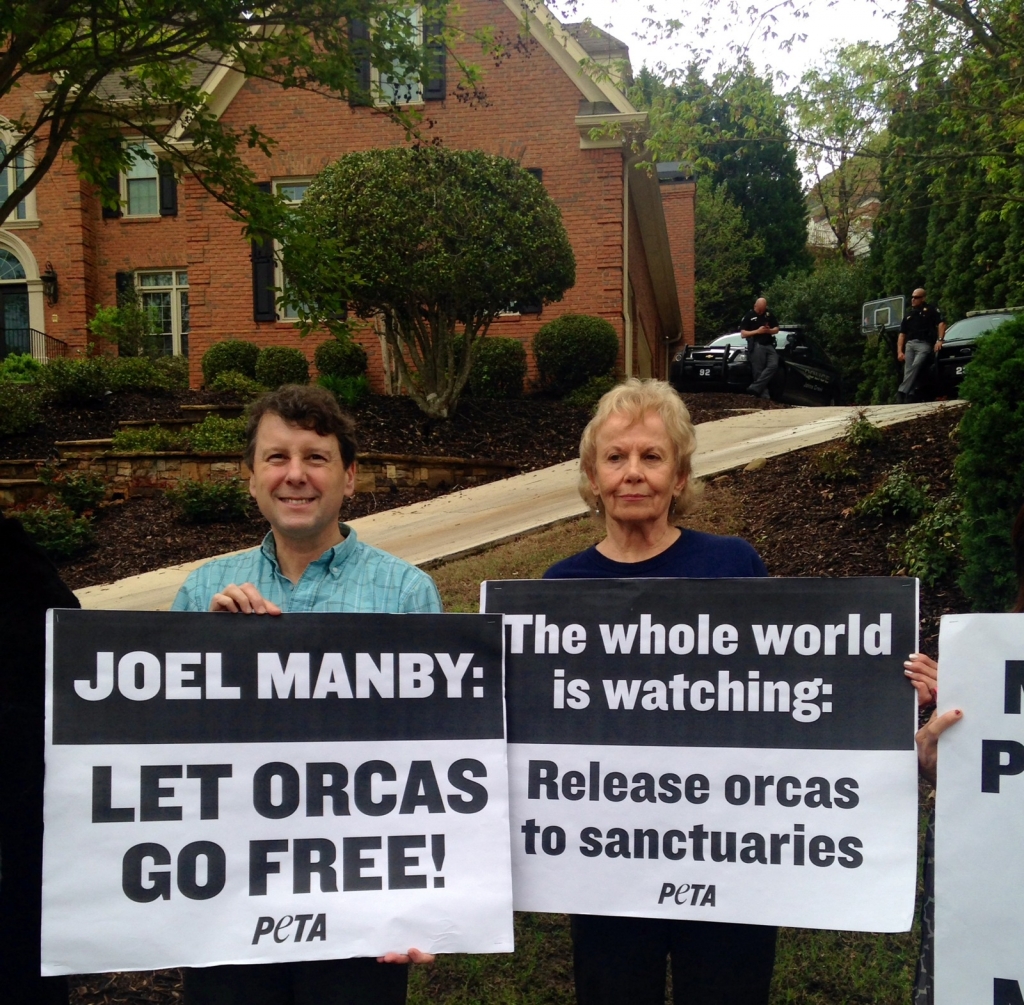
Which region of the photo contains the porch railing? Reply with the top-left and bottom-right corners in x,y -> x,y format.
1,327 -> 70,361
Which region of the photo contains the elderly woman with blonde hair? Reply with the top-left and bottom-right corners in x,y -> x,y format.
544,378 -> 776,1005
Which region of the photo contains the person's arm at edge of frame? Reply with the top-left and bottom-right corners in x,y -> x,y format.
905,652 -> 962,785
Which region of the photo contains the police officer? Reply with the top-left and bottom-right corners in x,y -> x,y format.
896,289 -> 945,403
740,297 -> 781,399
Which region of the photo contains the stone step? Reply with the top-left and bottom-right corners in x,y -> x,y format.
0,478 -> 48,508
118,417 -> 197,431
179,403 -> 245,418
54,438 -> 115,448
0,457 -> 45,479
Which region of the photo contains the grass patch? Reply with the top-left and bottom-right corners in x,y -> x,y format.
424,486 -> 921,1005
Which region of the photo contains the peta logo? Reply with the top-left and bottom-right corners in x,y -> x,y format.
252,913 -> 326,945
658,882 -> 716,907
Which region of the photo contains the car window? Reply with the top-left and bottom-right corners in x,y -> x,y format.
709,333 -> 747,348
944,314 -> 1016,343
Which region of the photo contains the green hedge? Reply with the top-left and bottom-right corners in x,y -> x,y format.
166,479 -> 251,523
38,357 -> 109,404
0,383 -> 41,436
201,340 -> 260,385
469,337 -> 527,399
255,346 -> 309,388
956,314 -> 1024,610
533,314 -> 618,396
314,338 -> 368,379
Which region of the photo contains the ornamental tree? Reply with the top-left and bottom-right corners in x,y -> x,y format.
0,0 -> 470,231
283,146 -> 576,419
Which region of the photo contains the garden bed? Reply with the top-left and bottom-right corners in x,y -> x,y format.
1,388 -> 783,463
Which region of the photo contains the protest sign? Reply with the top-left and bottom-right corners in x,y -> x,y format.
934,614 -> 1024,1005
42,610 -> 513,975
482,577 -> 918,931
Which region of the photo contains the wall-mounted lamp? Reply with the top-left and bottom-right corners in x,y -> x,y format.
41,262 -> 58,306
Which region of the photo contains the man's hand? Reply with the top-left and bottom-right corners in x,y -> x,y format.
378,948 -> 435,965
904,652 -> 938,705
209,583 -> 282,615
916,707 -> 963,785
897,349 -> 905,362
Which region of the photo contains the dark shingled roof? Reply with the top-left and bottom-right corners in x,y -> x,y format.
563,22 -> 630,62
94,46 -> 225,102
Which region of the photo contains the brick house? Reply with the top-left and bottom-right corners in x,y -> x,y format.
0,0 -> 695,390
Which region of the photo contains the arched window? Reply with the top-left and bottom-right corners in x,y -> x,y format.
0,248 -> 26,281
0,139 -> 28,221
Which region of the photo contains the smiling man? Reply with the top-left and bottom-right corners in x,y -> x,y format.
171,383 -> 441,1005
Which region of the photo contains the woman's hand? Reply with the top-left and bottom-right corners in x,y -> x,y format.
916,707 -> 963,785
904,652 -> 938,705
378,948 -> 435,965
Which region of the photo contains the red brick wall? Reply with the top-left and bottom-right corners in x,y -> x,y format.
660,179 -> 696,346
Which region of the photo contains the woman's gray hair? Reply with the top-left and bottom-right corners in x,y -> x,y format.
578,378 -> 702,525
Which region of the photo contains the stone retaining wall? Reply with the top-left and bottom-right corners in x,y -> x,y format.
53,451 -> 518,499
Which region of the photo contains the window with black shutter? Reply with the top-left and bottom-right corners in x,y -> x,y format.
102,171 -> 122,219
158,160 -> 178,216
423,21 -> 446,101
526,167 -> 543,182
251,182 -> 277,322
348,19 -> 372,106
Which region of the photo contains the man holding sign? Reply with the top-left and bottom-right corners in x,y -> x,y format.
170,385 -> 442,1005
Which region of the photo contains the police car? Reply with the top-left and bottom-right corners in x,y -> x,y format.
935,308 -> 1021,397
669,327 -> 843,405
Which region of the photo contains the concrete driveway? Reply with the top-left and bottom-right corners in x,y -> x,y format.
75,401 -> 962,611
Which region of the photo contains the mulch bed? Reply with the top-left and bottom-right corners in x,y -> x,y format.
1,388 -> 781,462
31,391 -> 784,590
720,404 -> 966,656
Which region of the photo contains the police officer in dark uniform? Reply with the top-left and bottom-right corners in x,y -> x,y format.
740,298 -> 780,399
896,288 -> 945,403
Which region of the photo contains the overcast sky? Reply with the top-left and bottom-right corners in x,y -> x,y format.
566,0 -> 903,86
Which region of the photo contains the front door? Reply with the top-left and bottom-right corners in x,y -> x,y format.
0,283 -> 30,358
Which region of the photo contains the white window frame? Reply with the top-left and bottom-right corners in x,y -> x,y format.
135,269 -> 190,356
122,141 -> 161,218
0,127 -> 38,225
372,5 -> 425,108
274,178 -> 312,322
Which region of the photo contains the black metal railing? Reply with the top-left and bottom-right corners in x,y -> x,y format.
1,327 -> 70,361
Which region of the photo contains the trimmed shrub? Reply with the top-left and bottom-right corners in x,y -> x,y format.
956,314 -> 1024,610
814,446 -> 860,483
201,340 -> 260,385
533,314 -> 619,395
106,356 -> 168,393
111,426 -> 189,452
209,370 -> 267,400
15,502 -> 94,558
854,463 -> 930,521
314,338 -> 368,379
469,337 -> 527,399
39,356 -> 109,405
166,478 -> 251,523
39,469 -> 105,515
318,374 -> 370,408
844,411 -> 884,450
255,346 -> 309,388
563,374 -> 618,411
154,355 -> 190,389
189,415 -> 246,453
0,383 -> 41,436
0,352 -> 43,384
896,491 -> 963,587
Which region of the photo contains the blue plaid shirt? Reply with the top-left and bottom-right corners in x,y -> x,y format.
171,525 -> 442,614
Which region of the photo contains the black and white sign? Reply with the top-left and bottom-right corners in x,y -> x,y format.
934,614 -> 1024,1005
42,610 -> 513,975
482,577 -> 918,931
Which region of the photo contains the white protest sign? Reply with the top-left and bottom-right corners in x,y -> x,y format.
934,613 -> 1024,1005
42,610 -> 513,975
482,577 -> 919,931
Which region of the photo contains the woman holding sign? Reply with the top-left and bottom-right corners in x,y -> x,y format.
544,378 -> 777,1005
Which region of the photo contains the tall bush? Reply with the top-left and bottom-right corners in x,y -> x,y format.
314,338 -> 367,379
255,346 -> 309,388
201,340 -> 260,385
533,314 -> 619,396
469,337 -> 527,399
955,315 -> 1024,610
